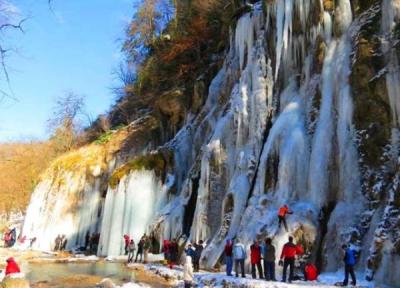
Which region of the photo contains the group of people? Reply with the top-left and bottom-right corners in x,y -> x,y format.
54,234 -> 68,251
181,204 -> 358,287
124,234 -> 152,263
223,237 -> 305,281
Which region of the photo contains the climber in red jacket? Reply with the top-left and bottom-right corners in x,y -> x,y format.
5,257 -> 21,275
304,263 -> 318,281
278,204 -> 293,232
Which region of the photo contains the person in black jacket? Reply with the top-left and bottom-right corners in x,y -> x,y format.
193,240 -> 204,272
135,239 -> 144,262
263,238 -> 276,281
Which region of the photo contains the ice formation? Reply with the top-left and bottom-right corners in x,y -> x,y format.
22,0 -> 400,286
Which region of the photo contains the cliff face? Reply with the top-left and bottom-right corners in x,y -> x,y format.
23,0 -> 399,286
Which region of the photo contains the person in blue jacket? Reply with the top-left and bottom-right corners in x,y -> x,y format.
185,243 -> 196,262
342,244 -> 357,286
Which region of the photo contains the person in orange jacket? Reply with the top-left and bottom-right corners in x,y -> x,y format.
278,205 -> 293,232
304,263 -> 318,281
279,236 -> 302,283
5,257 -> 21,276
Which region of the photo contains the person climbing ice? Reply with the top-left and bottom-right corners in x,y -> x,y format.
278,204 -> 293,232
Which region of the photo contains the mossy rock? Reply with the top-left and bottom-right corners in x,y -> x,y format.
155,89 -> 187,127
0,277 -> 30,288
351,32 -> 391,168
109,152 -> 166,188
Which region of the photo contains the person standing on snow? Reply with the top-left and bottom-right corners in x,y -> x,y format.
135,238 -> 144,262
54,235 -> 61,251
169,239 -> 179,268
5,257 -> 21,276
123,234 -> 130,255
183,255 -> 195,288
162,240 -> 170,263
233,239 -> 246,278
185,243 -> 196,262
278,204 -> 293,232
263,237 -> 276,281
224,239 -> 234,276
193,240 -> 204,272
250,239 -> 263,279
127,239 -> 136,263
342,244 -> 357,286
279,236 -> 301,283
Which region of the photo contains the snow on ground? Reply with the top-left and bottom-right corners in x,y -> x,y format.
141,264 -> 379,288
106,253 -> 164,263
97,278 -> 150,288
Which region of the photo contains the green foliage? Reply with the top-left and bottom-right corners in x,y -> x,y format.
94,131 -> 114,145
93,125 -> 127,145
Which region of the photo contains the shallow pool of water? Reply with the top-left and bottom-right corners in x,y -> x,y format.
23,262 -> 135,287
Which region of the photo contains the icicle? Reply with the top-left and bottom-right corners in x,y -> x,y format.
381,0 -> 400,127
308,41 -> 336,207
336,0 -> 353,34
323,11 -> 332,43
98,170 -> 161,256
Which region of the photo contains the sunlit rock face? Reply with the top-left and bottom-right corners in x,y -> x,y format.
23,0 -> 399,286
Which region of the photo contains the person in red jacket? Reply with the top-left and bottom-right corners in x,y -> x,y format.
278,205 -> 293,232
304,263 -> 318,281
123,234 -> 130,255
5,257 -> 21,275
224,239 -> 233,276
279,236 -> 298,283
250,240 -> 263,279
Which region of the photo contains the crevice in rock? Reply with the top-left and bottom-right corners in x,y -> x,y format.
314,201 -> 336,271
183,176 -> 200,236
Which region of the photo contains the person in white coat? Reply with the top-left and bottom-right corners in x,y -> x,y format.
233,239 -> 247,278
183,255 -> 194,288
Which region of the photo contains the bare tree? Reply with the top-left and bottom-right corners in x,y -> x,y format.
47,92 -> 87,152
0,0 -> 28,103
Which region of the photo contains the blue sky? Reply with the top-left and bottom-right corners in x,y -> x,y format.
0,0 -> 133,141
